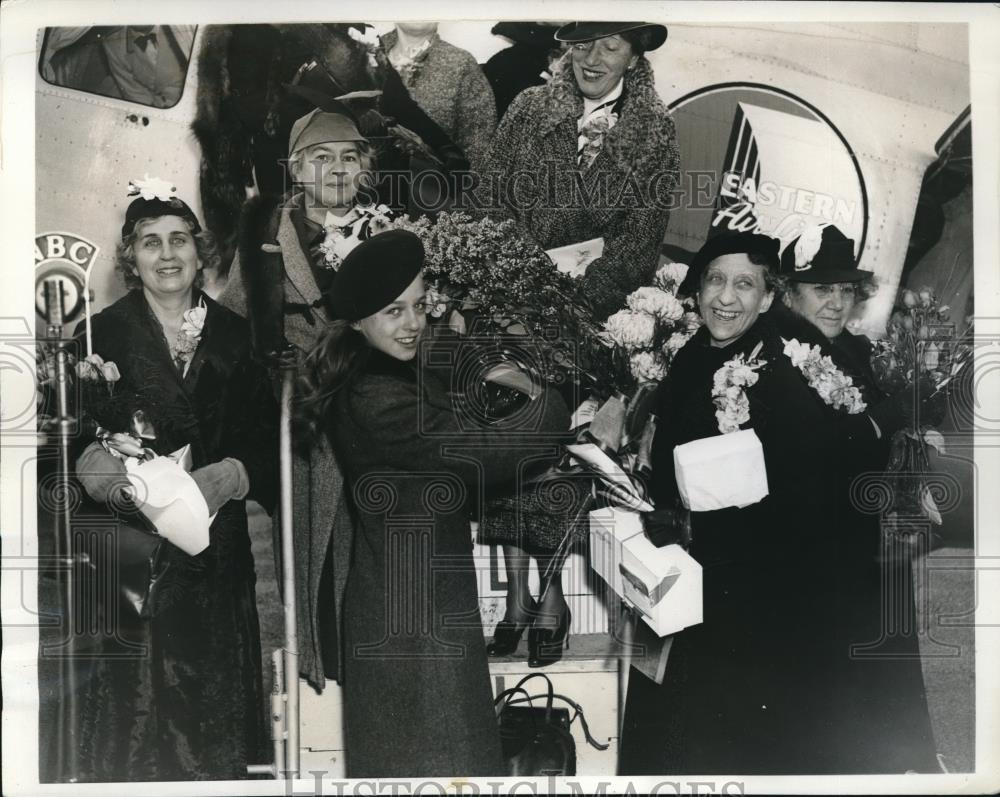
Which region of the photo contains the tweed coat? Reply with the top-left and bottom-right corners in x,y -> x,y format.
329,347 -> 571,777
219,192 -> 353,690
481,55 -> 681,322
381,30 -> 496,173
621,313 -> 936,774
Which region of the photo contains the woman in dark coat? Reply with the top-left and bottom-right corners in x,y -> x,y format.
71,183 -> 277,780
479,20 -> 680,666
621,231 -> 938,774
773,224 -> 938,771
298,230 -> 571,777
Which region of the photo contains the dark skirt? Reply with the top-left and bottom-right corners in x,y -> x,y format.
75,504 -> 267,782
620,504 -> 938,775
480,475 -> 591,551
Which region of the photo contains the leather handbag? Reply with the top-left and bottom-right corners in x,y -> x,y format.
494,673 -> 609,777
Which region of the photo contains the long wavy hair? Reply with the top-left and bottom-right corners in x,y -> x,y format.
295,319 -> 370,439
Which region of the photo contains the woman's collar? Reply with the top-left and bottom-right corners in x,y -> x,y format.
696,313 -> 776,355
582,78 -> 624,117
361,345 -> 418,381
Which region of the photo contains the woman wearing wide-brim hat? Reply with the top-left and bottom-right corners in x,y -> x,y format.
479,20 -> 680,668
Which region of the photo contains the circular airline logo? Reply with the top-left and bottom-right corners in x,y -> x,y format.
663,83 -> 869,263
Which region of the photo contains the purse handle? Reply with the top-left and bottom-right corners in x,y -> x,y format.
498,692 -> 609,751
494,685 -> 536,717
496,673 -> 609,752
504,673 -> 557,721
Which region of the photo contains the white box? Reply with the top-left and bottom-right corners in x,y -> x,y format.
588,506 -> 643,597
589,508 -> 702,637
673,428 -> 769,511
619,538 -> 702,637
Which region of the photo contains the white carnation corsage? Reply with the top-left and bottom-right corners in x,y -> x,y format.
782,337 -> 867,414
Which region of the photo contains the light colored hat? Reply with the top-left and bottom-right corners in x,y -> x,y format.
288,108 -> 366,156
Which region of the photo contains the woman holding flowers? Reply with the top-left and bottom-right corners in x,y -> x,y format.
482,21 -> 679,322
621,231 -> 937,774
71,179 -> 278,780
478,20 -> 680,666
298,230 -> 571,776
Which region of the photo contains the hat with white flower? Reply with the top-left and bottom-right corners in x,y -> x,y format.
779,224 -> 872,283
122,175 -> 201,242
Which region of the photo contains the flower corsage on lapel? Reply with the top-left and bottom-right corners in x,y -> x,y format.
173,297 -> 207,374
577,108 -> 618,170
782,337 -> 867,414
317,204 -> 395,270
712,341 -> 767,434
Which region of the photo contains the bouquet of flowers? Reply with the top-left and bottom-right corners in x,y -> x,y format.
36,342 -> 122,437
392,211 -> 600,388
566,262 -> 702,518
870,285 -> 973,547
599,262 -> 701,394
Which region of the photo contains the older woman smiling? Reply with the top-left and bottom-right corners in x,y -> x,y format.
620,231 -> 938,775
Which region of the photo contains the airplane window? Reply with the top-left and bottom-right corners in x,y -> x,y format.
39,26 -> 197,109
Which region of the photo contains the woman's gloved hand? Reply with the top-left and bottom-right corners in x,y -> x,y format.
190,458 -> 250,515
643,506 -> 692,549
76,441 -> 131,504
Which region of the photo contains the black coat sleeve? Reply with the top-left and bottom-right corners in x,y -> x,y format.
346,375 -> 571,487
218,356 -> 279,514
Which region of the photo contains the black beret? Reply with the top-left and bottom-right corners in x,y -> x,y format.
328,229 -> 425,321
779,224 -> 873,284
122,197 -> 201,242
691,232 -> 781,279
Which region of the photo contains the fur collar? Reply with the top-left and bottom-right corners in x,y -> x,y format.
535,54 -> 673,178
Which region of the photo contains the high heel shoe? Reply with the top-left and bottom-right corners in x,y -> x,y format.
527,607 -> 571,668
486,601 -> 538,656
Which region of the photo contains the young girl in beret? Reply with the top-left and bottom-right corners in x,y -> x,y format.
298,230 -> 571,777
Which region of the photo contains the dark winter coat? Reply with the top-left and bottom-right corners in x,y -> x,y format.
219,192 -> 354,690
71,289 -> 277,781
329,347 -> 571,778
481,55 -> 681,321
621,313 -> 936,775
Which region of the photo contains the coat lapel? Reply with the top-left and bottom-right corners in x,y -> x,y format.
277,200 -> 323,308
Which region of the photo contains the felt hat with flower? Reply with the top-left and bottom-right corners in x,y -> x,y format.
122,175 -> 201,242
779,224 -> 873,284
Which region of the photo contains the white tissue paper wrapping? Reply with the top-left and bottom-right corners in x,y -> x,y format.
672,428 -> 769,512
546,237 -> 605,278
589,507 -> 702,637
124,455 -> 212,556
